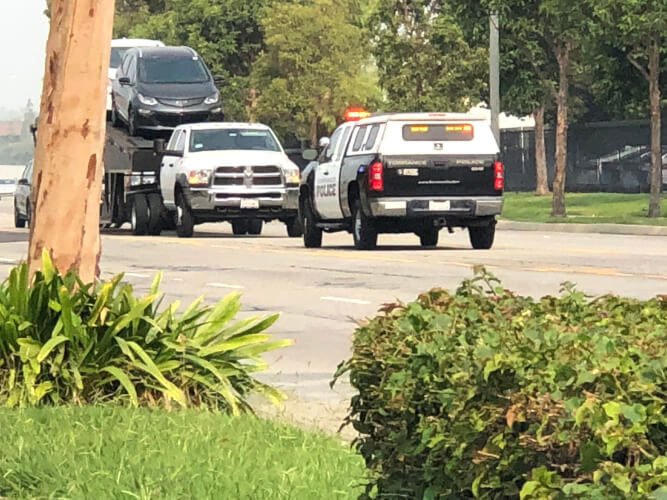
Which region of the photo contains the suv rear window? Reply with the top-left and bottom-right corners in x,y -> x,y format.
402,123 -> 474,141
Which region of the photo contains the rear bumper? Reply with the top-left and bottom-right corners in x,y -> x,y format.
369,196 -> 503,217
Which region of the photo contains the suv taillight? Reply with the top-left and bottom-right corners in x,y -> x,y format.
493,161 -> 504,191
369,161 -> 384,191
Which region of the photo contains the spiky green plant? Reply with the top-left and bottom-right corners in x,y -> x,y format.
0,251 -> 291,413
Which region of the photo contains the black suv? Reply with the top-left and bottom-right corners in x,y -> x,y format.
110,46 -> 223,136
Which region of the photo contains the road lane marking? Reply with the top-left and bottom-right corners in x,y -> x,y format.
0,258 -> 18,264
321,296 -> 371,305
125,272 -> 150,278
207,283 -> 245,290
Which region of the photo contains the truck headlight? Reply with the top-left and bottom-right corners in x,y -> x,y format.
187,169 -> 212,186
284,166 -> 300,185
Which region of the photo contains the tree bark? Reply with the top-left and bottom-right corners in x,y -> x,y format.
551,43 -> 570,217
28,0 -> 115,282
647,37 -> 662,218
533,105 -> 549,195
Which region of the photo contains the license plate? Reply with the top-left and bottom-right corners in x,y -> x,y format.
240,199 -> 260,209
430,201 -> 451,211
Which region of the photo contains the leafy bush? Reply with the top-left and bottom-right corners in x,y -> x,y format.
0,252 -> 291,413
335,270 -> 667,499
0,407 -> 364,499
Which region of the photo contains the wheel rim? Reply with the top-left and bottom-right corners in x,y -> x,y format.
131,204 -> 137,229
354,209 -> 361,240
176,205 -> 183,225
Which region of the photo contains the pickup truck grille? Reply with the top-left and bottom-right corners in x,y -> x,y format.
213,166 -> 283,187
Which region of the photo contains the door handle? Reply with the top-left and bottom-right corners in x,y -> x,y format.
322,171 -> 330,176
168,163 -> 174,168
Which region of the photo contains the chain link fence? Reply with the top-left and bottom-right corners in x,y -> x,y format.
501,119 -> 667,192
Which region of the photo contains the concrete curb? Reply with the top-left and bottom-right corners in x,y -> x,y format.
498,220 -> 667,237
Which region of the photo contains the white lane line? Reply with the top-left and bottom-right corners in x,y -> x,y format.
125,272 -> 150,278
172,278 -> 184,282
0,258 -> 18,264
321,296 -> 371,305
207,283 -> 245,290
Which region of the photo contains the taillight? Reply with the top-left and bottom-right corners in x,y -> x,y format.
493,161 -> 504,191
369,161 -> 384,191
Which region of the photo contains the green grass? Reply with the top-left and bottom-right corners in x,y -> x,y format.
502,192 -> 667,225
0,407 -> 364,499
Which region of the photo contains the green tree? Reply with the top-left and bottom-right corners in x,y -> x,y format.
593,0 -> 666,218
370,0 -> 487,112
489,0 -> 593,216
251,0 -> 381,146
128,0 -> 268,120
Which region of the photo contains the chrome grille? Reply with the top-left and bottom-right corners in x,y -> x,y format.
157,97 -> 205,107
214,166 -> 283,187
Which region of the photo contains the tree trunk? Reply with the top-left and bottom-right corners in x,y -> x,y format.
309,115 -> 318,149
647,37 -> 662,218
28,0 -> 115,282
533,105 -> 549,195
551,43 -> 570,217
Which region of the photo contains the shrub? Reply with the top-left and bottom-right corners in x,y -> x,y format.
335,270 -> 667,499
0,252 -> 291,413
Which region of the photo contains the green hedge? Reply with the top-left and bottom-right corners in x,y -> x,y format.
0,407 -> 364,499
335,271 -> 667,499
0,252 -> 290,412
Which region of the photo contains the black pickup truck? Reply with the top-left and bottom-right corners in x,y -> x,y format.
298,112 -> 504,250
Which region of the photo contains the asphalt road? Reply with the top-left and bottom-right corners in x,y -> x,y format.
0,197 -> 665,428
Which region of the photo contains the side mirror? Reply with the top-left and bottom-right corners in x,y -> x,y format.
213,75 -> 225,84
164,149 -> 184,158
318,137 -> 330,149
302,149 -> 318,161
153,138 -> 166,154
17,178 -> 29,186
118,77 -> 131,86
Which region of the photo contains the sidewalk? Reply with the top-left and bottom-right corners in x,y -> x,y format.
498,220 -> 667,237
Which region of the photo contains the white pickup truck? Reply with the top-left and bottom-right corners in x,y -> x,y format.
159,122 -> 302,237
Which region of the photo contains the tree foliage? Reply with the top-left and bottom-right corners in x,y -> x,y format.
251,0 -> 381,145
370,0 -> 487,112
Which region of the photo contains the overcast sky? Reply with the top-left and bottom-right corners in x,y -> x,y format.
0,1 -> 49,112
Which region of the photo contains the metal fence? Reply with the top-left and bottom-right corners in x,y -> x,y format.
501,119 -> 667,193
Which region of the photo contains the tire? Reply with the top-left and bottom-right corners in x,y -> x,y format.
14,203 -> 25,228
247,219 -> 263,235
419,226 -> 439,247
147,193 -> 163,235
131,194 -> 149,236
352,200 -> 377,250
127,107 -> 138,137
110,101 -> 122,128
232,219 -> 249,235
285,216 -> 303,237
469,222 -> 496,250
175,192 -> 195,238
301,195 -> 322,248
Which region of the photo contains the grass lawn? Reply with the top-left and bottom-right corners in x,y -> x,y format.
0,407 -> 364,499
502,192 -> 667,225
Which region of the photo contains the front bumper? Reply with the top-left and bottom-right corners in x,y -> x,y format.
187,186 -> 299,214
134,105 -> 223,130
369,196 -> 503,217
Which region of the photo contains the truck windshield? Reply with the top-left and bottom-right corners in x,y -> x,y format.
109,48 -> 128,69
139,56 -> 209,84
189,129 -> 281,152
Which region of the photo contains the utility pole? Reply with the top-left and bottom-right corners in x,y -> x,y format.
28,0 -> 115,282
489,11 -> 500,145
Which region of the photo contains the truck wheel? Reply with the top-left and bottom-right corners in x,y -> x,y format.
176,193 -> 195,238
469,222 -> 496,250
147,193 -> 163,236
419,226 -> 439,247
302,195 -> 322,248
131,195 -> 149,236
232,219 -> 249,235
14,202 -> 25,228
248,219 -> 263,235
352,200 -> 377,250
285,216 -> 303,238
